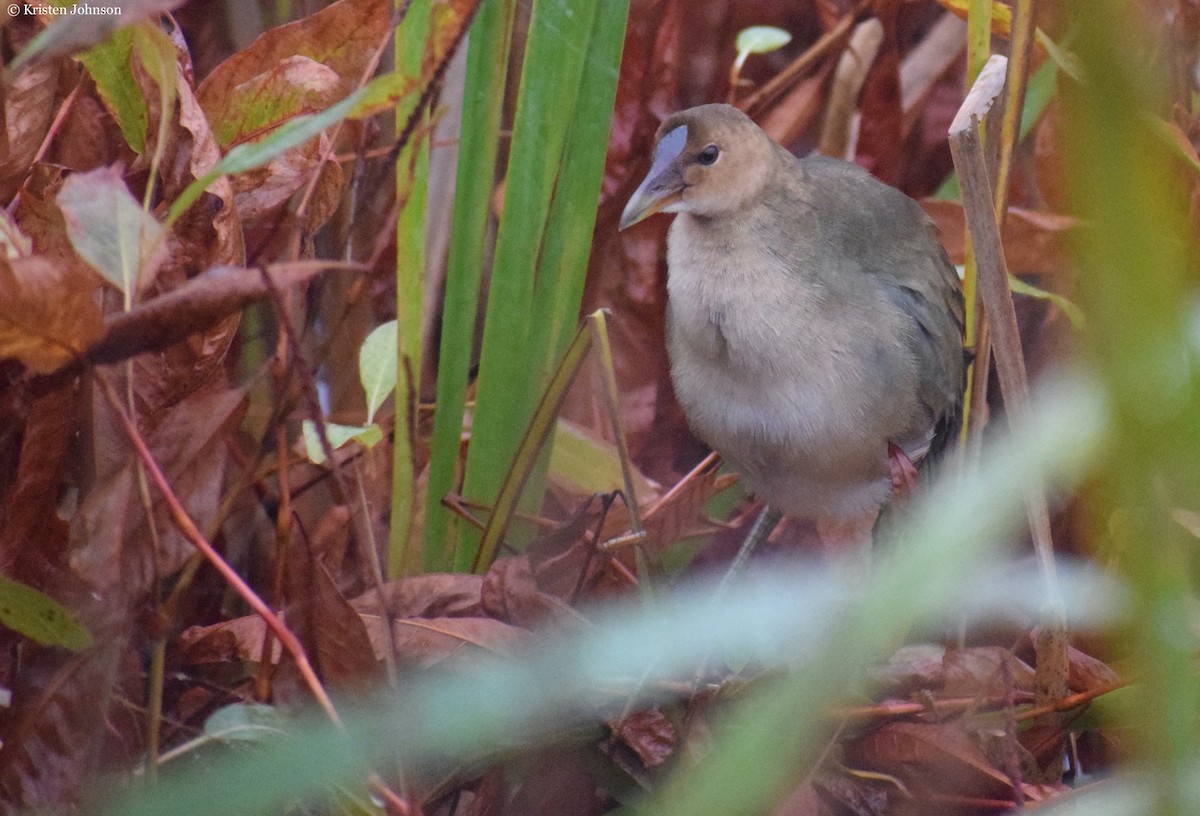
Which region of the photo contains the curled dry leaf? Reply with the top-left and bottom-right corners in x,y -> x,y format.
180,616 -> 282,665
1066,644 -> 1121,693
941,645 -> 1037,698
285,536 -> 381,692
482,555 -> 580,629
350,573 -> 486,619
609,708 -> 676,769
207,56 -> 344,223
82,262 -> 348,368
209,56 -> 343,150
0,256 -> 103,374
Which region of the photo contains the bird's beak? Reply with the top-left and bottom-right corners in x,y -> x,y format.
619,125 -> 688,230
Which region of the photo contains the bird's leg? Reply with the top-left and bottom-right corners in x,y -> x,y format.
720,504 -> 783,589
887,441 -> 919,503
873,442 -> 921,551
692,503 -> 783,694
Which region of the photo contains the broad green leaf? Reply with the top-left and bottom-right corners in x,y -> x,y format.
734,26 -> 791,57
359,320 -> 398,423
78,27 -> 147,154
548,419 -> 658,500
58,166 -> 164,297
301,420 -> 383,465
0,573 -> 92,651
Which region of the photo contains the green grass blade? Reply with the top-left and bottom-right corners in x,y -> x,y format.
389,0 -> 432,579
422,0 -> 519,573
454,0 -> 603,569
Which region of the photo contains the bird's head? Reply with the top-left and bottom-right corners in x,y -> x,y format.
619,103 -> 774,230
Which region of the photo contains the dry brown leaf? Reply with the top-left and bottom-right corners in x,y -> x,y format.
210,55 -> 342,149
84,263 -> 341,368
350,573 -> 485,619
284,533 -> 381,692
922,199 -> 1081,275
373,616 -> 532,671
179,616 -> 282,665
942,646 -> 1036,698
609,708 -> 676,769
0,256 -> 103,374
482,555 -> 579,629
848,721 -> 1014,803
1066,645 -> 1120,693
0,60 -> 60,202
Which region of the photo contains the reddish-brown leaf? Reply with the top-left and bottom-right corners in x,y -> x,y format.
922,199 -> 1081,275
1066,645 -> 1120,693
195,0 -> 392,115
609,708 -> 676,769
854,8 -> 905,185
847,721 -> 1014,803
179,616 -> 282,666
69,381 -> 246,592
284,532 -> 381,692
0,60 -> 60,202
941,646 -> 1036,698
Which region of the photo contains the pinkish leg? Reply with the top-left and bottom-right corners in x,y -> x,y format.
887,441 -> 919,503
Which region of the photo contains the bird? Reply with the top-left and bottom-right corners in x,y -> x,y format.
619,103 -> 965,553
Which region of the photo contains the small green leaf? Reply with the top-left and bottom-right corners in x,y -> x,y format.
735,26 -> 791,57
359,320 -> 398,423
59,166 -> 164,296
204,703 -> 290,744
0,573 -> 92,651
301,420 -> 384,464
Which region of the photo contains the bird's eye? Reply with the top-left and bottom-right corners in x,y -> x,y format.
696,145 -> 720,166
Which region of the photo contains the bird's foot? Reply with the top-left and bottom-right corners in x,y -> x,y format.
887,441 -> 919,503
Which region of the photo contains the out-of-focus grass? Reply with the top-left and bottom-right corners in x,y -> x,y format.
1061,0 -> 1200,813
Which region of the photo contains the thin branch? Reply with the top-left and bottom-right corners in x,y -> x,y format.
97,375 -> 342,726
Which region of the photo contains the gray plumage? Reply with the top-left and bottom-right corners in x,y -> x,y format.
621,104 -> 964,521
